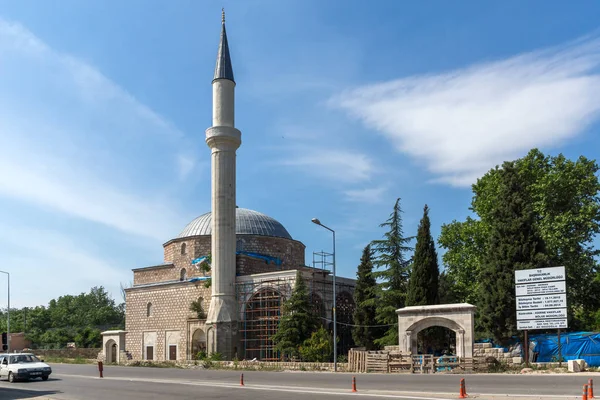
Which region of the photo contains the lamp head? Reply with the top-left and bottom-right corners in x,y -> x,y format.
311,218 -> 321,225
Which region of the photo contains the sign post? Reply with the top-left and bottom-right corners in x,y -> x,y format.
515,266 -> 567,366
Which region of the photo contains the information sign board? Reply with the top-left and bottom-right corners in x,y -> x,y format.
517,308 -> 568,321
515,266 -> 565,284
517,319 -> 568,330
516,293 -> 567,310
515,281 -> 566,296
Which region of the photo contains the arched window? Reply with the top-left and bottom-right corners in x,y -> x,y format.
181,243 -> 187,255
146,302 -> 153,317
180,268 -> 187,281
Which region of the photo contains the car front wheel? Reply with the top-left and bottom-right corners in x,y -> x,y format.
8,372 -> 15,383
42,376 -> 48,381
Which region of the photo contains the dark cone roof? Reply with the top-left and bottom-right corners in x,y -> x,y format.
213,21 -> 234,83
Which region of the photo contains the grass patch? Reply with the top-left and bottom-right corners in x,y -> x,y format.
42,356 -> 93,364
126,361 -> 183,368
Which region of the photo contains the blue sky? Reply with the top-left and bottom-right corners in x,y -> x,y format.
1,0 -> 600,307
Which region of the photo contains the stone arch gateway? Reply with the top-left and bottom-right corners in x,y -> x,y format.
396,303 -> 476,358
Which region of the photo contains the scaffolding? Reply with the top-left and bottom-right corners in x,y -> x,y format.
312,250 -> 333,271
236,276 -> 294,361
236,268 -> 357,361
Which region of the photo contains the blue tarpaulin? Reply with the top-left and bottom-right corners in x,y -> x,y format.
530,332 -> 600,366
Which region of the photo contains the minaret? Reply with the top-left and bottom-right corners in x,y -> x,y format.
205,9 -> 241,360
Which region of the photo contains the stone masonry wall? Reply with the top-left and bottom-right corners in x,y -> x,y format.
153,235 -> 305,284
133,265 -> 175,286
236,235 -> 305,271
473,342 -> 523,365
125,282 -> 211,362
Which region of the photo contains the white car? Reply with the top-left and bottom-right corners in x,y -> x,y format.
0,353 -> 52,382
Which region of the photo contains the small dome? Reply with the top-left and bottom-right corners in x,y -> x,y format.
177,208 -> 292,240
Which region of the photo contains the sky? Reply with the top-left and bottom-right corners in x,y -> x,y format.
1,0 -> 600,307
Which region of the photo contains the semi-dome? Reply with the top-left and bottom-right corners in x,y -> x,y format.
177,208 -> 292,240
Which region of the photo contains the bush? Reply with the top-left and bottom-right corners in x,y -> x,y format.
299,327 -> 333,362
337,354 -> 348,363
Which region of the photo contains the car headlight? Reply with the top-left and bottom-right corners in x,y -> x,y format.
43,367 -> 51,371
17,369 -> 26,374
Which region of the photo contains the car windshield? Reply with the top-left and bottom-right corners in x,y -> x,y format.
9,355 -> 40,363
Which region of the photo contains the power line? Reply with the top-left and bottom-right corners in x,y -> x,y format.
320,317 -> 394,328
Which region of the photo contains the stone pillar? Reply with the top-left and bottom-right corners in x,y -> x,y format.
456,329 -> 465,358
205,89 -> 241,360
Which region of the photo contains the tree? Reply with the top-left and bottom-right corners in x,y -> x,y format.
300,327 -> 333,362
189,297 -> 207,319
406,205 -> 439,307
272,271 -> 319,359
439,149 -> 600,329
437,271 -> 458,304
478,161 -> 550,343
438,217 -> 486,304
0,286 -> 124,348
352,244 -> 379,350
371,198 -> 413,347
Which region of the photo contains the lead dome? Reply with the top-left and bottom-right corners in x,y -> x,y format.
177,207 -> 293,240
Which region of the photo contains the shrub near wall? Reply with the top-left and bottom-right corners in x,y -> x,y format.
33,348 -> 101,359
185,360 -> 349,372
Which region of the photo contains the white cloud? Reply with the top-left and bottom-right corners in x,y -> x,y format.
0,149 -> 180,241
0,18 -> 192,240
343,186 -> 388,203
278,147 -> 375,183
0,228 -> 130,307
332,35 -> 600,186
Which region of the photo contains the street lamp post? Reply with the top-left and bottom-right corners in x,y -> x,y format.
0,271 -> 9,353
311,218 -> 337,372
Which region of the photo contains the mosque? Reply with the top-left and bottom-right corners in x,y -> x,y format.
102,13 -> 356,363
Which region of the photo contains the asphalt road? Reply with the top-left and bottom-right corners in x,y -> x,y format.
0,363 -> 595,400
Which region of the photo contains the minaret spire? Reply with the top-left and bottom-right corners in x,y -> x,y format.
214,8 -> 234,83
205,9 -> 241,360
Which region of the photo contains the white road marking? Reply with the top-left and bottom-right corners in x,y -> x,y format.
55,373 -> 454,399
54,373 -> 581,399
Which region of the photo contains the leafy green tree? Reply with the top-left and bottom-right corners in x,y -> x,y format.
300,327 -> 333,362
272,271 -> 319,360
439,149 -> 600,329
406,205 -> 439,306
437,271 -> 458,304
371,198 -> 413,347
0,286 -> 124,348
438,217 -> 486,304
352,244 -> 379,350
478,161 -> 550,343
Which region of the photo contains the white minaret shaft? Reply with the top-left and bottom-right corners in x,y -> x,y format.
205,11 -> 240,358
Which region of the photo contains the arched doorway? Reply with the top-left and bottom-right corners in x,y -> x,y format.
105,339 -> 117,363
243,288 -> 282,361
191,329 -> 206,358
397,303 -> 476,358
336,291 -> 355,356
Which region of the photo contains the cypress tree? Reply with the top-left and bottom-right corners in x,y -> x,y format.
352,244 -> 379,350
371,198 -> 414,347
478,161 -> 550,344
272,270 -> 319,359
406,205 -> 439,306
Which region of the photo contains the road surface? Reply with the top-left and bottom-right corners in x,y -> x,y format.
0,363 -> 594,399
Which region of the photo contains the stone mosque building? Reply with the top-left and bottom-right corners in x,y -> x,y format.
103,13 -> 356,363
